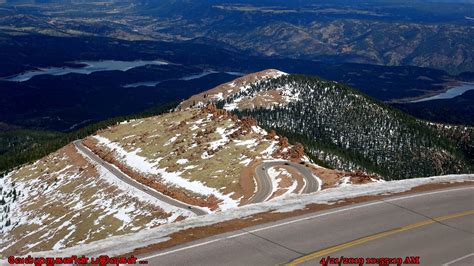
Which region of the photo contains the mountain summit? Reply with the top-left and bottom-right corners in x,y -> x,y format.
180,70 -> 472,179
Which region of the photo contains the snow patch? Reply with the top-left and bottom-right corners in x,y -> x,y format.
234,139 -> 258,149
260,141 -> 278,158
267,167 -> 298,200
239,158 -> 252,166
337,176 -> 352,187
176,159 -> 189,165
164,134 -> 180,146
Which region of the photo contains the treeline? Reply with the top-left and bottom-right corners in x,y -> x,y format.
0,102 -> 178,175
225,74 -> 472,179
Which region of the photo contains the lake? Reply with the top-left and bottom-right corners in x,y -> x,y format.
2,59 -> 169,82
123,71 -> 244,88
410,82 -> 474,103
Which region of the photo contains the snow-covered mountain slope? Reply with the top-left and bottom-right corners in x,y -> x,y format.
183,70 -> 472,179
0,144 -> 191,256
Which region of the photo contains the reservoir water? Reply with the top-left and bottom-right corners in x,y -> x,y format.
123,71 -> 244,88
410,82 -> 474,103
2,59 -> 169,82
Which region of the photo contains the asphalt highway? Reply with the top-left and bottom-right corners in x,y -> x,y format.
250,161 -> 320,203
139,186 -> 474,266
73,140 -> 208,216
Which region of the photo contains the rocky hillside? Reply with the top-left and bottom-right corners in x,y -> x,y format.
84,105 -> 313,212
183,70 -> 473,179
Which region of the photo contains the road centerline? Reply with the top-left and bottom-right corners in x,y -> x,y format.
286,210 -> 474,266
381,198 -> 474,235
139,187 -> 473,261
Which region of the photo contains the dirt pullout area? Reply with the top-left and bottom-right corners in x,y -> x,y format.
82,138 -> 220,210
127,182 -> 473,258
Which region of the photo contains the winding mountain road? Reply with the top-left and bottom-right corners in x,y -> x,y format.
75,139 -> 318,214
73,140 -> 208,216
250,161 -> 320,203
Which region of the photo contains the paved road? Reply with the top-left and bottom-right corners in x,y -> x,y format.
250,161 -> 320,203
139,186 -> 474,266
73,140 -> 208,216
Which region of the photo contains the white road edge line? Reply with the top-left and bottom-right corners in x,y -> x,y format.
263,167 -> 273,202
298,176 -> 307,194
140,186 -> 474,261
246,175 -> 258,203
442,252 -> 474,266
312,173 -> 322,192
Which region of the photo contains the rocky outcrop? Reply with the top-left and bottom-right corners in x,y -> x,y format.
266,129 -> 277,140
289,143 -> 305,160
278,137 -> 289,148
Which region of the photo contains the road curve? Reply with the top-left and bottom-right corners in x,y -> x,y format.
249,161 -> 320,203
73,140 -> 208,216
139,186 -> 474,266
